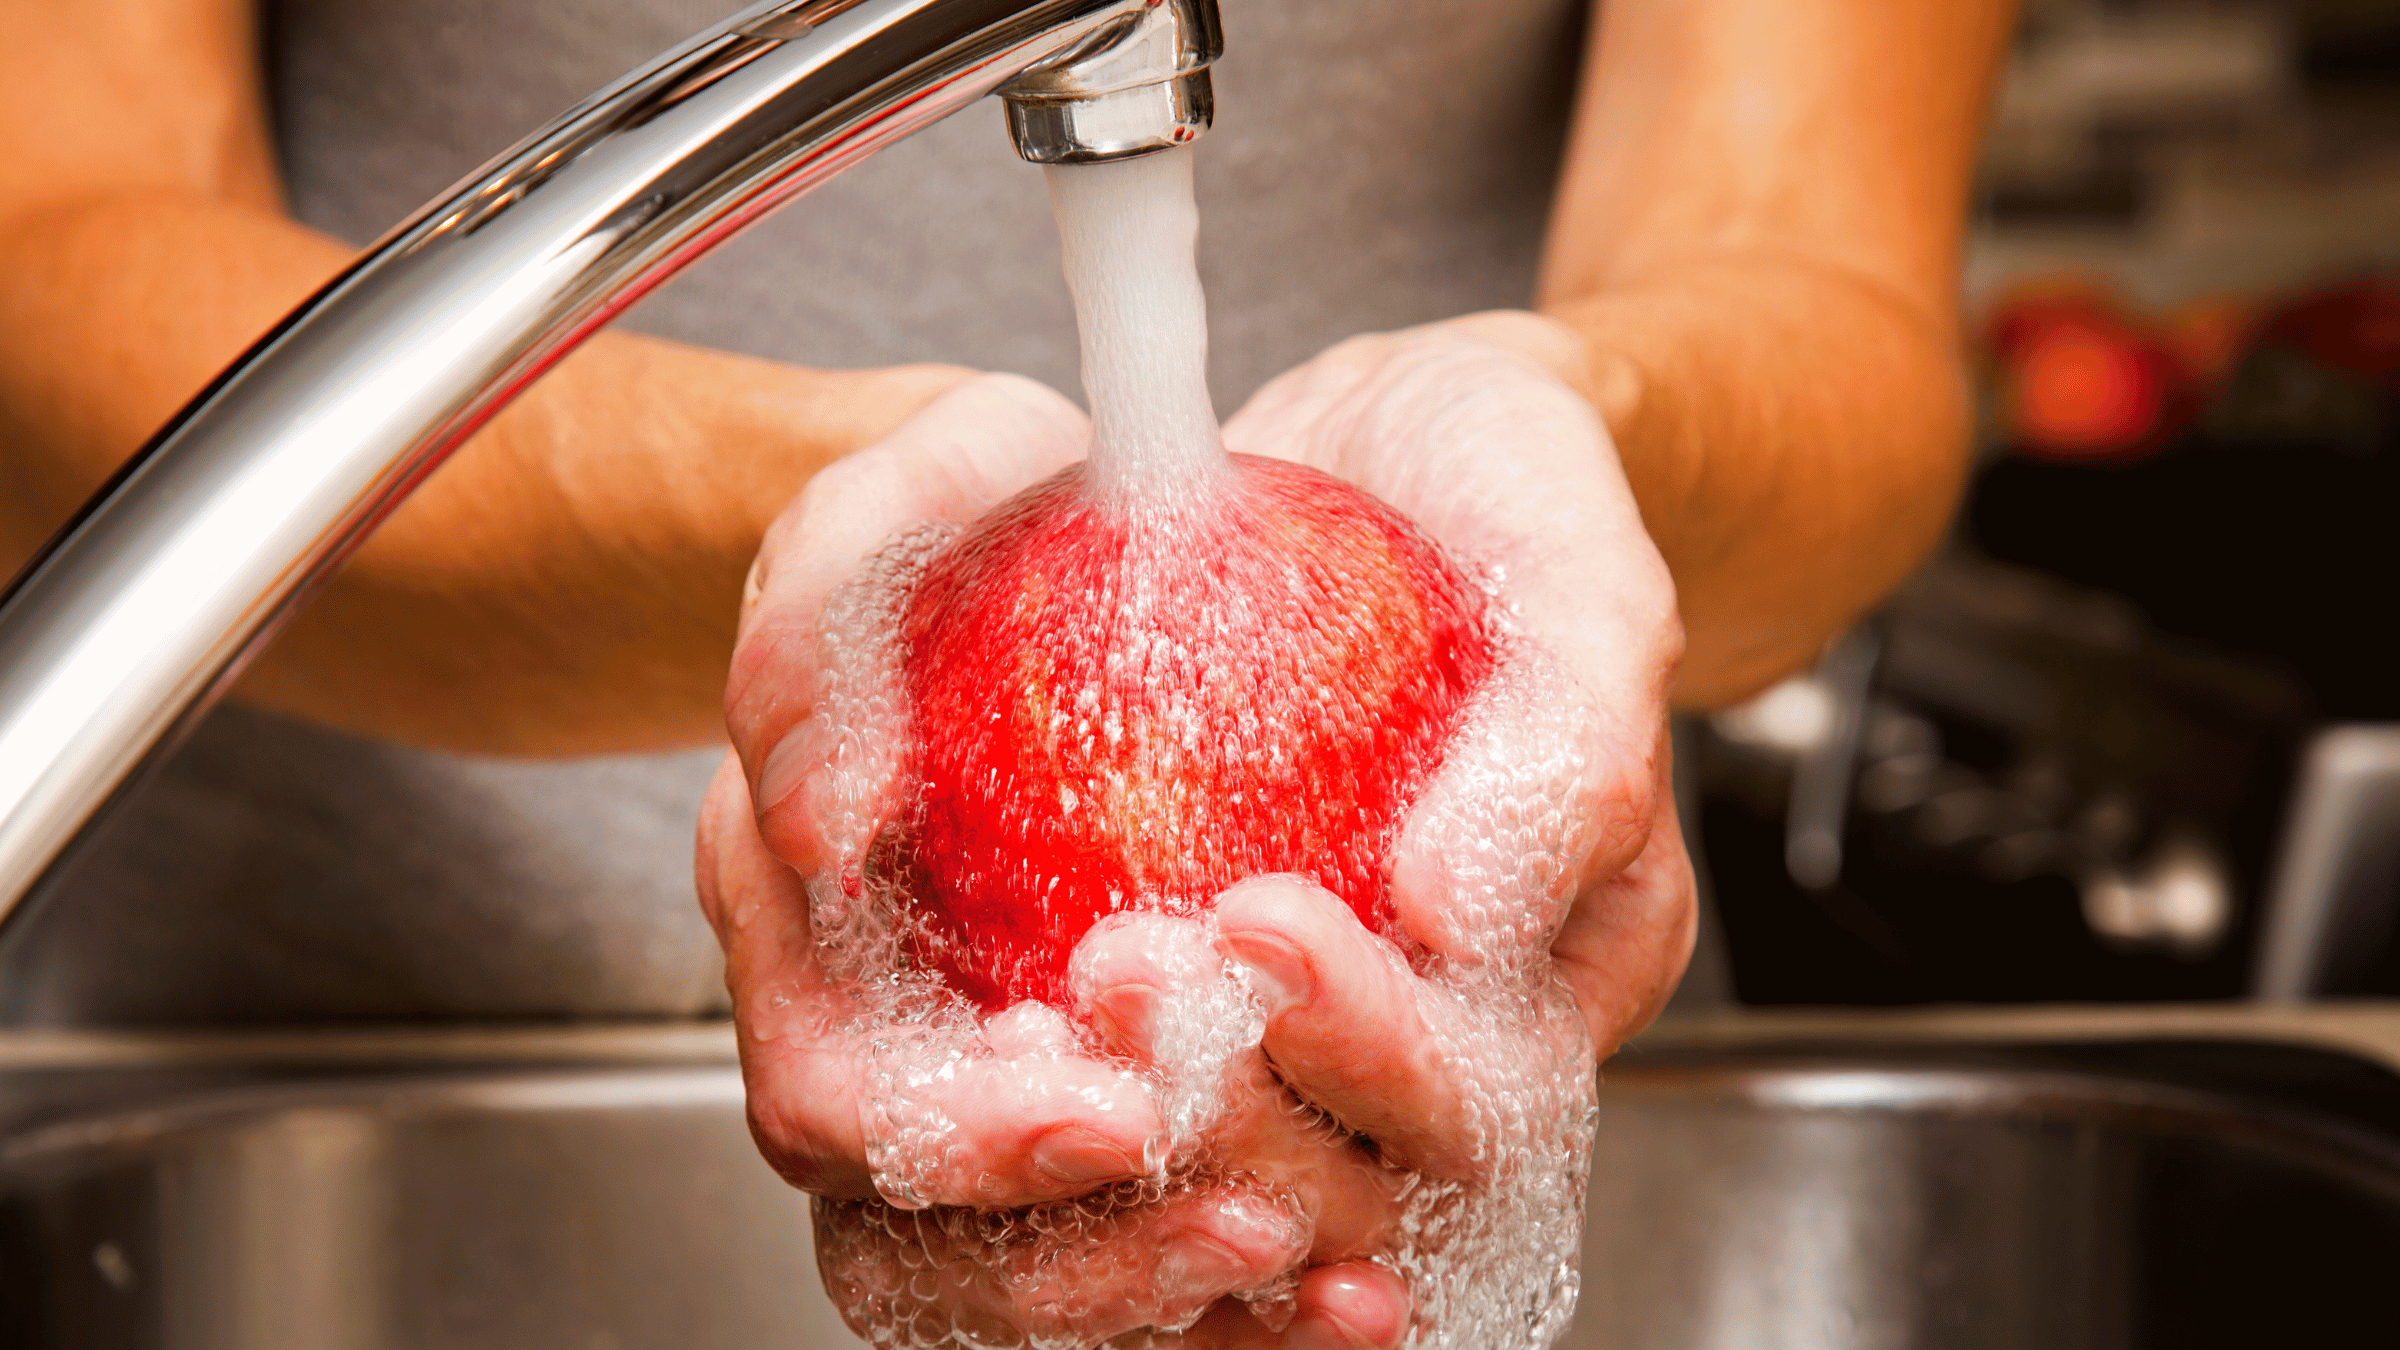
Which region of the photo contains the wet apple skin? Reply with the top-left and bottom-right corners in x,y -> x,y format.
896,454 -> 1496,1010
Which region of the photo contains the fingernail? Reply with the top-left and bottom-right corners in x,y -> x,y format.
1222,932 -> 1314,1016
1031,1127 -> 1139,1187
754,722 -> 824,813
1292,1267 -> 1411,1349
1156,1234 -> 1251,1296
1092,983 -> 1161,1052
741,553 -> 771,610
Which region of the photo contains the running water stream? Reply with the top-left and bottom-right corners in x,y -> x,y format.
1043,151 -> 1226,496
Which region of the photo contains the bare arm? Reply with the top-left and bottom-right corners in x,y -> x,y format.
1539,0 -> 2019,706
0,0 -> 964,754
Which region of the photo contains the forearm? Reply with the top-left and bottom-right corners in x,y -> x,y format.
1537,0 -> 2017,708
1540,258 -> 1968,708
0,190 -> 964,753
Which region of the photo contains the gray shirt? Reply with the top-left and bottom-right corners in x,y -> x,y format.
0,0 -> 1584,1024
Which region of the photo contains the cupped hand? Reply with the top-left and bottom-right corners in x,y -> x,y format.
1218,311 -> 1696,1064
1125,312 -> 1698,1342
708,374 -> 1142,1207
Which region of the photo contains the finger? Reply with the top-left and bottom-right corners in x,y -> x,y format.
813,1055 -> 1411,1348
1303,321 -> 1681,734
705,755 -> 1164,1204
1146,1190 -> 1315,1326
741,984 -> 1169,1206
725,373 -> 1088,837
737,372 -> 1090,648
1210,877 -> 1479,1178
1070,941 -> 1415,1258
1047,1203 -> 1405,1349
700,751 -> 869,1195
1068,927 -> 1416,1249
1551,737 -> 1699,1056
1068,910 -> 1236,1064
1387,644 -> 1663,970
694,747 -> 791,948
1285,1263 -> 1412,1350
1040,1184 -> 1305,1337
856,1051 -> 1171,1209
1067,912 -> 1432,1226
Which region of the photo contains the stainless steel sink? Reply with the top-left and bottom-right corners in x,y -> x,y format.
1575,1040 -> 2400,1349
2,1031 -> 2396,1348
0,1060 -> 844,1349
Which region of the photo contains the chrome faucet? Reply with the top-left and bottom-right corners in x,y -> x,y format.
0,0 -> 1222,917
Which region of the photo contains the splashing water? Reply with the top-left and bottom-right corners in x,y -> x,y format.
798,146 -> 1604,1349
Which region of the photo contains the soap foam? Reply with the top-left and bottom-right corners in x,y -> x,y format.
792,145 -> 1607,1348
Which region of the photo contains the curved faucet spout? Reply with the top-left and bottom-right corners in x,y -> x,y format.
0,0 -> 1222,919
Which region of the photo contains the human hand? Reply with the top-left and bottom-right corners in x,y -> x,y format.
706,309 -> 1698,1345
1119,311 -> 1696,1342
1218,310 -> 1696,1063
707,374 -> 1133,1206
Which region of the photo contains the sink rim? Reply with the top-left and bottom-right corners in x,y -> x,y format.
0,1063 -> 749,1174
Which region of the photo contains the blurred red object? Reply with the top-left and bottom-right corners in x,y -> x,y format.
1986,284 -> 2197,462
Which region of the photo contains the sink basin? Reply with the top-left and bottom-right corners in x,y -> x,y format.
1575,1041 -> 2400,1349
1,1035 -> 2396,1348
0,1063 -> 841,1349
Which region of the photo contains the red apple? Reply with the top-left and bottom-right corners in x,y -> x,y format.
893,455 -> 1495,1010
